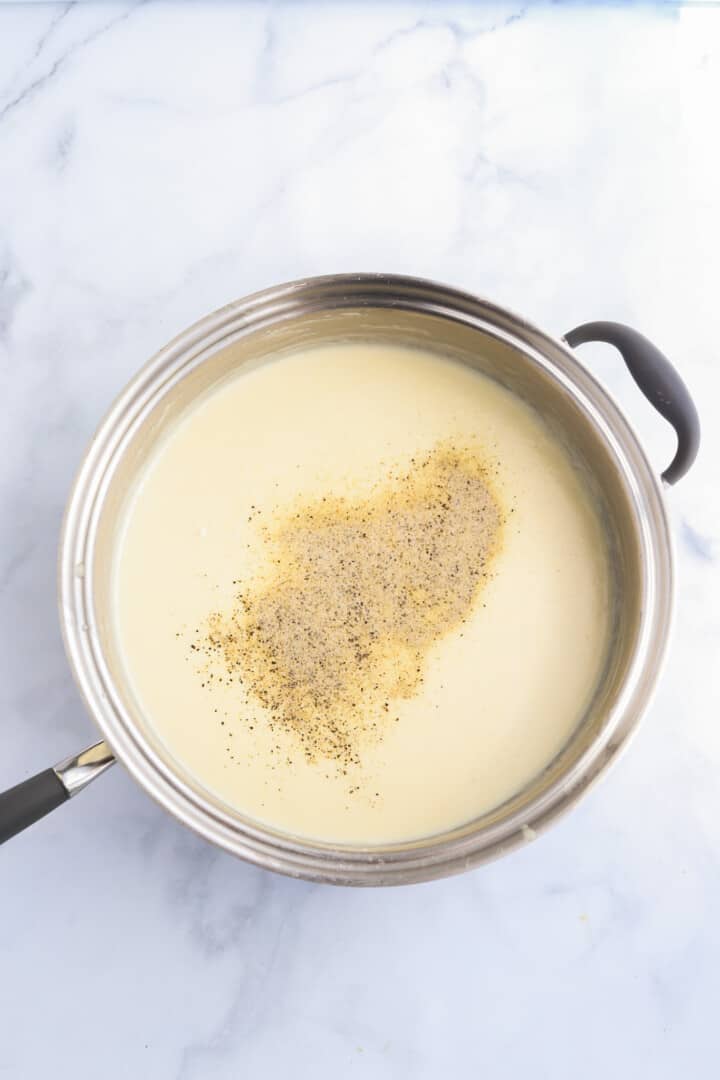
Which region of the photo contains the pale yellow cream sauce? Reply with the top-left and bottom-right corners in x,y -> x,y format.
114,342 -> 611,844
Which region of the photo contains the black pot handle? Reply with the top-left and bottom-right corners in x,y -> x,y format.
0,769 -> 69,844
0,741 -> 114,844
564,321 -> 700,485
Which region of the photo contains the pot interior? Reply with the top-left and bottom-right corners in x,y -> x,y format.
65,280 -> 667,881
84,298 -> 643,851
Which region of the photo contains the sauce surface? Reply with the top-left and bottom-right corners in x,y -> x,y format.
114,342 -> 611,843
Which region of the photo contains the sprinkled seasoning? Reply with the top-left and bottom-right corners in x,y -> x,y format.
193,441 -> 503,767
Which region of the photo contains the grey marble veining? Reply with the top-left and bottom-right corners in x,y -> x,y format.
1,2 -> 719,1077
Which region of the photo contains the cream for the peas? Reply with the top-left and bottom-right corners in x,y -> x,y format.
114,342 -> 611,844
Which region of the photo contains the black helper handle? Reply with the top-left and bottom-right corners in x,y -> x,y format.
0,768 -> 69,844
564,321 -> 700,485
0,741 -> 114,844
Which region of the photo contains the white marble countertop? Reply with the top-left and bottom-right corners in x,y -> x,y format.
1,2 -> 718,1077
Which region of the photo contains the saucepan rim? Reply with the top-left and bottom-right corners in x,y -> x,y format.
58,273 -> 673,885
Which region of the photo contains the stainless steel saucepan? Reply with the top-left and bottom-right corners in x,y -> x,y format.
0,275 -> 700,884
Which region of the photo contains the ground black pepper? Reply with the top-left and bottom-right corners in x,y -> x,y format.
194,440 -> 503,767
